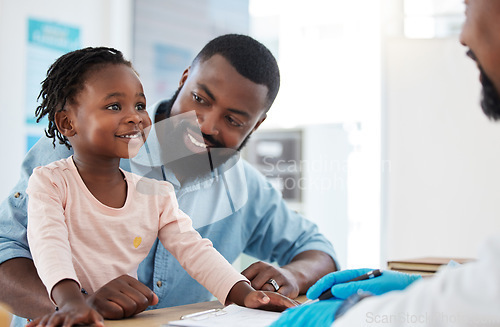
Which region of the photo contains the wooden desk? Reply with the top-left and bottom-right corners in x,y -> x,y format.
104,301 -> 223,327
104,296 -> 307,327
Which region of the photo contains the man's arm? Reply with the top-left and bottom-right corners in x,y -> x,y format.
0,137 -> 74,318
242,250 -> 337,298
238,162 -> 339,298
0,258 -> 53,318
0,258 -> 158,320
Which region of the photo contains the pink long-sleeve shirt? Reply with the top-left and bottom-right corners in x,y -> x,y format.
26,157 -> 247,305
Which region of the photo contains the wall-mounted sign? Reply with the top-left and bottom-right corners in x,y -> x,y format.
25,18 -> 80,151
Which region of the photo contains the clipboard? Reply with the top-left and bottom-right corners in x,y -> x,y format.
164,304 -> 282,327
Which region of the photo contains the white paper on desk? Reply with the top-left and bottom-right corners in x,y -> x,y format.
164,304 -> 282,327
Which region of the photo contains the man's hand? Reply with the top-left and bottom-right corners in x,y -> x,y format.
26,299 -> 104,327
307,268 -> 422,300
242,261 -> 301,298
86,275 -> 158,319
242,250 -> 337,299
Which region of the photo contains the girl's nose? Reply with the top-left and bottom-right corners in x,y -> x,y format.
126,108 -> 143,124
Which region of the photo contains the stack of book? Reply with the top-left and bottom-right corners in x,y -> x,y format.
387,257 -> 473,276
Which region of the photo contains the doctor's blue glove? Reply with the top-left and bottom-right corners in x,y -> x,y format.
270,298 -> 344,327
307,268 -> 422,300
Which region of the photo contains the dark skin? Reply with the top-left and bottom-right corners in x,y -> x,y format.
0,259 -> 160,320
0,55 -> 337,322
243,250 -> 336,298
0,259 -> 159,319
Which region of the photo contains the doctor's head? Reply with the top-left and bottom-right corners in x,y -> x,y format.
460,0 -> 500,120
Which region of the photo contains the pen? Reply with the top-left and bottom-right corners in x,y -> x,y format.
180,308 -> 219,320
318,269 -> 383,301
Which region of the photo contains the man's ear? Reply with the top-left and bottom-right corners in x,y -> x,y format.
251,113 -> 267,133
179,66 -> 191,88
55,110 -> 76,137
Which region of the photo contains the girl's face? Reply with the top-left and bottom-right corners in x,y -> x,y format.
63,63 -> 151,160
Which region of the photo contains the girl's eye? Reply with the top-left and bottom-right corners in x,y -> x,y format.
106,104 -> 120,111
136,103 -> 146,111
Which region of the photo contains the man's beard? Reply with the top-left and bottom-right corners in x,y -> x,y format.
479,65 -> 500,121
155,88 -> 252,181
467,50 -> 500,120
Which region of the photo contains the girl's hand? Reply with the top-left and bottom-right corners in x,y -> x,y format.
243,290 -> 300,312
26,300 -> 104,327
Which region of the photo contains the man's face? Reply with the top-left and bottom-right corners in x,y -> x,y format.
156,54 -> 270,179
171,54 -> 269,152
460,0 -> 500,119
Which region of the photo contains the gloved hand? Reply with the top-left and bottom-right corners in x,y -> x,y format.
270,298 -> 344,327
307,268 -> 422,300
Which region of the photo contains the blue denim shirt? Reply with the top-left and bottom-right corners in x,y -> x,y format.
1,105 -> 337,325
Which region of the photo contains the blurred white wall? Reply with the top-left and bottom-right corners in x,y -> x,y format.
382,0 -> 500,262
250,0 -> 382,269
133,0 -> 249,106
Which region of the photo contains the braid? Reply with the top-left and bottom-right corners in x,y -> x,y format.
35,47 -> 132,149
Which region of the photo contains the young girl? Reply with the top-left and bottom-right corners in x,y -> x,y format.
26,47 -> 295,327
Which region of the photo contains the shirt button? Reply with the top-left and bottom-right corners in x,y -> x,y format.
156,281 -> 162,288
14,192 -> 21,198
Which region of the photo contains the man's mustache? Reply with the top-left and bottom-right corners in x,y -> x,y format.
202,133 -> 224,148
157,113 -> 239,165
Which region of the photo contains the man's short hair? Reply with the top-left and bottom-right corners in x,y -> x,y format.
192,34 -> 280,110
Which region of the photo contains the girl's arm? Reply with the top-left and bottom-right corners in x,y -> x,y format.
52,279 -> 87,309
157,185 -> 298,311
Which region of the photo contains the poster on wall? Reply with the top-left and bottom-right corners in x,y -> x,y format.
25,18 -> 80,151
